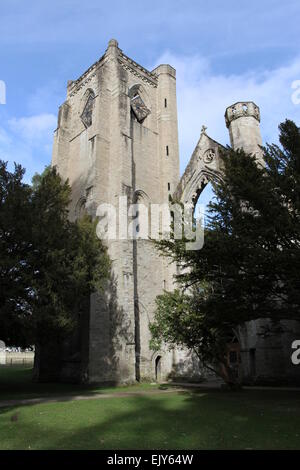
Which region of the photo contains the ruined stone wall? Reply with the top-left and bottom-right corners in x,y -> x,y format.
51,41 -> 300,387
225,102 -> 300,385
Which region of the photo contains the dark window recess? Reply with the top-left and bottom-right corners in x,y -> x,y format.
249,348 -> 256,376
166,145 -> 169,156
136,210 -> 140,233
168,183 -> 170,191
164,98 -> 167,108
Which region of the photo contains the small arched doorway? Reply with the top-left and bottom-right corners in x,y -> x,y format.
226,335 -> 242,381
155,355 -> 162,382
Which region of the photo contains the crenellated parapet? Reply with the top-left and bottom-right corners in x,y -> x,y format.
225,101 -> 260,128
225,101 -> 263,160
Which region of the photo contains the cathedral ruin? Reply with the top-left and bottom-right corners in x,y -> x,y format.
51,39 -> 300,385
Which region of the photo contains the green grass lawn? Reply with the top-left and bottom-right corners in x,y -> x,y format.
1,367 -> 300,450
0,366 -> 159,400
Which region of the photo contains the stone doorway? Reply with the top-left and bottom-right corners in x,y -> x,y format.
155,355 -> 162,382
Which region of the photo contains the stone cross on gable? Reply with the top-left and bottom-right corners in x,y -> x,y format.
201,125 -> 207,134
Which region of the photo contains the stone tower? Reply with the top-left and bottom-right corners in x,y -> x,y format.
225,101 -> 264,163
50,41 -> 300,386
51,39 -> 193,384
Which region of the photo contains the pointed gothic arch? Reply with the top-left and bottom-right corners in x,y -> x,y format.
129,84 -> 151,123
75,196 -> 87,219
174,132 -> 225,208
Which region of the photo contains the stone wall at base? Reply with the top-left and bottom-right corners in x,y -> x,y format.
239,320 -> 300,386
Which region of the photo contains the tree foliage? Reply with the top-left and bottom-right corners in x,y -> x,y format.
0,162 -> 110,348
150,120 -> 300,385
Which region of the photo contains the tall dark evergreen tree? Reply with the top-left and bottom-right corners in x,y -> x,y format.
0,162 -> 33,346
150,120 -> 300,385
0,163 -> 110,359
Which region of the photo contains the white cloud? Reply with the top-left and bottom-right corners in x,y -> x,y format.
2,55 -> 300,187
152,53 -> 300,174
8,114 -> 57,143
0,113 -> 56,182
0,128 -> 11,146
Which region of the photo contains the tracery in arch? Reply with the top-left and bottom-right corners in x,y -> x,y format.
182,170 -> 220,207
75,196 -> 87,219
181,169 -> 222,231
131,189 -> 151,239
129,84 -> 151,123
80,89 -> 95,128
133,188 -> 151,204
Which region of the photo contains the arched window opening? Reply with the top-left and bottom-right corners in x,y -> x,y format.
129,84 -> 151,123
75,197 -> 87,219
193,181 -> 214,228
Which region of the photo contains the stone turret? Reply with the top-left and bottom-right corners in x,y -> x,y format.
152,64 -> 180,200
225,101 -> 263,162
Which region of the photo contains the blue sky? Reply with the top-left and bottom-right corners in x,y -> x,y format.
0,0 -> 300,205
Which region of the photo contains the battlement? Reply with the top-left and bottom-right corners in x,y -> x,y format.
225,101 -> 260,128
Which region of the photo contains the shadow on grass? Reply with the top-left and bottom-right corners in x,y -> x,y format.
1,388 -> 300,450
0,366 -> 221,402
0,366 -> 160,400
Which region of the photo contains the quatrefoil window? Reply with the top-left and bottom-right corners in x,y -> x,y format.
203,149 -> 215,164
